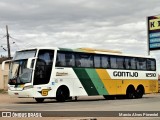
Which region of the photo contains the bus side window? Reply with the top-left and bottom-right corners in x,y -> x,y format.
130,58 -> 136,70
94,55 -> 101,68
76,60 -> 81,67
137,58 -> 146,70
110,56 -> 117,69
124,58 -> 130,69
56,53 -> 66,66
75,54 -> 81,67
76,53 -> 93,68
147,59 -> 156,71
65,53 -> 75,67
117,57 -> 124,69
101,56 -> 110,68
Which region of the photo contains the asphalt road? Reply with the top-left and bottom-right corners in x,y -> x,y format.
0,93 -> 160,119
0,93 -> 160,111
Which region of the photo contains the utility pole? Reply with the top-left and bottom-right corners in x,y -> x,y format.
6,25 -> 11,58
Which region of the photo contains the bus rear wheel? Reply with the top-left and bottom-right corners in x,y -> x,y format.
126,86 -> 135,99
135,86 -> 144,98
35,98 -> 45,103
56,86 -> 70,102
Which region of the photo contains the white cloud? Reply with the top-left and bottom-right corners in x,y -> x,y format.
0,0 -> 160,60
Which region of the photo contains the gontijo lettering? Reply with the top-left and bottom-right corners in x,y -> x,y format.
113,71 -> 138,77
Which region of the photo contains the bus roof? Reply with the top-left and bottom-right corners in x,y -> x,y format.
17,47 -> 155,59
58,47 -> 154,59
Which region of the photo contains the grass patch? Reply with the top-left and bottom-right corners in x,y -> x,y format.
0,89 -> 7,94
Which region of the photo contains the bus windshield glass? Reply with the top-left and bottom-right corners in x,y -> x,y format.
9,50 -> 36,85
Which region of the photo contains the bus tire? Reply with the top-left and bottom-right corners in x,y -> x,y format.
126,85 -> 135,99
135,85 -> 144,98
56,86 -> 70,102
35,98 -> 45,103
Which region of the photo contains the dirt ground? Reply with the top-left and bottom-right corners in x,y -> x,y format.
0,93 -> 34,104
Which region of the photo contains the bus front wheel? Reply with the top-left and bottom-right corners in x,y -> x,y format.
56,86 -> 70,102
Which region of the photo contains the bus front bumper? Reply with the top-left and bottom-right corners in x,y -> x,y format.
8,89 -> 35,98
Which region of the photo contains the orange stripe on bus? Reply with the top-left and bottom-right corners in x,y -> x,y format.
96,69 -> 117,95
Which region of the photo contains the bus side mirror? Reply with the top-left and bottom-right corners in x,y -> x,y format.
27,58 -> 36,69
2,60 -> 12,71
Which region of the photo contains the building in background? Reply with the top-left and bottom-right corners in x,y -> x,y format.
0,57 -> 10,90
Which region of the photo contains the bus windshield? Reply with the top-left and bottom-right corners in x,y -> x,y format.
9,50 -> 36,85
9,60 -> 32,85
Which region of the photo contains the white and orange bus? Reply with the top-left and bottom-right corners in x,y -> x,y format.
2,47 -> 158,102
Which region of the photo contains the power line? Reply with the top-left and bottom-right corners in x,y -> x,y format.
0,26 -> 36,57
0,35 -> 7,52
0,26 -> 12,58
9,37 -> 20,50
10,36 -> 34,48
0,35 -> 6,41
0,35 -> 6,51
0,45 -> 6,51
9,36 -> 21,42
1,42 -> 16,47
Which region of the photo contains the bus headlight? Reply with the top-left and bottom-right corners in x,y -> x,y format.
23,85 -> 33,90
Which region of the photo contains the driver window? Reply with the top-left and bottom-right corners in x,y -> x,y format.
34,50 -> 54,85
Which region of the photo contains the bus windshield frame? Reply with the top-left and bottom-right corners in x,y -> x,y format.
9,49 -> 37,85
